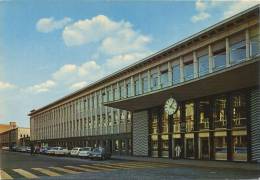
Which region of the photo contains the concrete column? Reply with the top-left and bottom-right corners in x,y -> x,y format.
226,37 -> 230,67
131,76 -> 134,96
147,70 -> 151,92
245,29 -> 250,60
180,56 -> 184,82
157,66 -> 161,89
193,51 -> 198,78
168,62 -> 172,86
138,73 -> 142,94
123,80 -> 127,98
208,44 -> 213,73
116,82 -> 120,100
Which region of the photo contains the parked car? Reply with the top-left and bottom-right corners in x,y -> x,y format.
1,146 -> 9,151
26,146 -> 31,153
18,146 -> 27,152
70,147 -> 82,157
40,147 -> 51,154
78,147 -> 92,158
11,145 -> 18,151
55,147 -> 69,156
89,147 -> 111,160
46,147 -> 57,155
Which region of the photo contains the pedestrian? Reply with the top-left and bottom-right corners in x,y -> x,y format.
175,144 -> 181,158
30,144 -> 34,155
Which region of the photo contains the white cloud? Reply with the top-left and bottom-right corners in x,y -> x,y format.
191,12 -> 210,23
223,0 -> 259,18
27,80 -> 56,94
105,52 -> 151,71
78,61 -> 101,77
70,81 -> 87,90
62,15 -> 151,53
0,81 -> 16,90
36,17 -> 72,33
52,64 -> 77,80
191,0 -> 211,23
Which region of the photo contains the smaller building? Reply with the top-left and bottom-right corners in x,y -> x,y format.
0,126 -> 30,148
0,122 -> 17,133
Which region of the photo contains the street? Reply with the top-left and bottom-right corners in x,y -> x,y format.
1,150 -> 260,180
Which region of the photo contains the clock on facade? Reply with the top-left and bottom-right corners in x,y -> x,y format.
164,97 -> 178,115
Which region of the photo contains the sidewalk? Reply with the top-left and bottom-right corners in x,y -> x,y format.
112,155 -> 260,171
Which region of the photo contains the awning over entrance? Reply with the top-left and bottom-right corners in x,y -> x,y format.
104,58 -> 259,112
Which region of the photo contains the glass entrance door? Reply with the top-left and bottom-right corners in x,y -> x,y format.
185,138 -> 194,159
200,137 -> 209,159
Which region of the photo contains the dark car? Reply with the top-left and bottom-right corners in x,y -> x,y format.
89,147 -> 111,160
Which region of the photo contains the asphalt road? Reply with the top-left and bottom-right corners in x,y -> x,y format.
1,150 -> 260,180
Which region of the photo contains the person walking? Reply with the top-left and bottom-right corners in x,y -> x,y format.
175,144 -> 181,158
30,144 -> 34,155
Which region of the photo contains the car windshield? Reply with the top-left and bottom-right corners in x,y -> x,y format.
93,148 -> 101,153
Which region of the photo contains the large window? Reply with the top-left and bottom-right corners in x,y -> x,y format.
150,73 -> 158,90
119,85 -> 124,99
213,97 -> 227,129
151,111 -> 158,134
126,83 -> 131,97
231,93 -> 247,128
173,109 -> 180,133
198,55 -> 209,76
199,100 -> 210,130
142,77 -> 148,93
185,102 -> 194,132
161,135 -> 169,158
214,135 -> 227,160
213,48 -> 226,71
172,64 -> 180,84
250,34 -> 260,57
134,80 -> 140,95
160,70 -> 168,88
230,40 -> 246,64
184,61 -> 194,81
232,135 -> 247,161
162,111 -> 168,133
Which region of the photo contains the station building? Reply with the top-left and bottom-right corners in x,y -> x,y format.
29,6 -> 260,162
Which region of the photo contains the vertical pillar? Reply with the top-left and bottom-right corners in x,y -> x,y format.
157,66 -> 161,89
168,62 -> 172,86
226,37 -> 230,67
208,45 -> 213,73
147,70 -> 151,92
180,57 -> 184,82
193,51 -> 198,78
245,29 -> 250,60
138,73 -> 142,95
131,76 -> 135,96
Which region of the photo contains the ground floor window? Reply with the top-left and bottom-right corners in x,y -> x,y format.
214,134 -> 227,160
232,134 -> 247,161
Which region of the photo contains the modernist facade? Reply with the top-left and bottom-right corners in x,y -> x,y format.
0,127 -> 30,148
29,6 -> 260,162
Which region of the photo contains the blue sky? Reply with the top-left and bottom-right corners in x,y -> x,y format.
0,0 -> 258,127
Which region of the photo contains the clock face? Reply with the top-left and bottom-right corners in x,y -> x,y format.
164,97 -> 178,115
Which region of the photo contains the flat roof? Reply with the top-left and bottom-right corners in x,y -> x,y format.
29,4 -> 260,116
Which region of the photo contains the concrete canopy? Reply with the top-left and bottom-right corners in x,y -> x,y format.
104,58 -> 260,112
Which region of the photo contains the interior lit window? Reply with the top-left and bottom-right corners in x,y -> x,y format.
232,93 -> 247,128
232,135 -> 247,161
213,97 -> 227,129
185,102 -> 194,132
214,135 -> 227,160
173,109 -> 180,133
199,100 -> 210,130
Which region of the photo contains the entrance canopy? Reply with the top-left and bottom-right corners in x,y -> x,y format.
104,58 -> 259,112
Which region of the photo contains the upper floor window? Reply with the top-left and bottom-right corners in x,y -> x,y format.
160,70 -> 168,88
213,48 -> 226,71
150,73 -> 158,90
172,64 -> 180,84
113,88 -> 118,100
184,61 -> 194,81
250,34 -> 260,57
126,83 -> 131,97
134,80 -> 140,95
108,90 -> 113,101
230,40 -> 246,64
198,55 -> 209,76
119,85 -> 124,99
102,93 -> 106,103
142,77 -> 148,93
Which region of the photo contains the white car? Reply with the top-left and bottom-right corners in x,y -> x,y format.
54,147 -> 69,156
1,146 -> 9,151
78,147 -> 93,158
47,147 -> 59,155
70,147 -> 82,157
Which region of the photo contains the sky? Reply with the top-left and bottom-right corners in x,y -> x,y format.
0,0 -> 259,127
